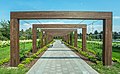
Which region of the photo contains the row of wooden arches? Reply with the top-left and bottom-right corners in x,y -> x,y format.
10,11 -> 112,66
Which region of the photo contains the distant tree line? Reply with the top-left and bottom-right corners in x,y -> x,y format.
0,20 -> 120,41
0,20 -> 40,41
78,30 -> 120,41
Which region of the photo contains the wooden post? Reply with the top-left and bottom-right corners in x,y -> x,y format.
74,30 -> 78,47
66,35 -> 69,43
82,28 -> 87,51
10,19 -> 20,67
45,32 -> 47,45
32,27 -> 37,53
68,34 -> 70,44
103,19 -> 112,65
70,32 -> 73,45
41,31 -> 43,48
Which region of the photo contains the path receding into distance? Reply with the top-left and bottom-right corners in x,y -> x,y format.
27,40 -> 99,74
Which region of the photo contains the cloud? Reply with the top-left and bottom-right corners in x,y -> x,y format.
113,16 -> 120,19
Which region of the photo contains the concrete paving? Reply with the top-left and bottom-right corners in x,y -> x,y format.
27,40 -> 99,74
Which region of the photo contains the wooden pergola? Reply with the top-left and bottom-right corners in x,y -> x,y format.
10,11 -> 112,66
32,24 -> 87,53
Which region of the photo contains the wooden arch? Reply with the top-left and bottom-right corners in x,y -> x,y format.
10,11 -> 112,66
32,24 -> 87,53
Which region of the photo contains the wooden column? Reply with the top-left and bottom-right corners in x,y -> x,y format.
82,28 -> 87,51
41,31 -> 43,48
70,32 -> 73,45
68,34 -> 70,44
10,19 -> 20,67
45,32 -> 47,45
66,35 -> 69,43
103,19 -> 112,65
65,35 -> 67,42
74,30 -> 78,47
32,27 -> 37,53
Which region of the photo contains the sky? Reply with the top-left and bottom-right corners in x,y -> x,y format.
0,0 -> 120,33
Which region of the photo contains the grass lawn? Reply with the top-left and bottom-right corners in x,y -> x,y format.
0,41 -> 32,74
78,41 -> 120,60
0,42 -> 32,61
78,40 -> 120,74
0,67 -> 28,74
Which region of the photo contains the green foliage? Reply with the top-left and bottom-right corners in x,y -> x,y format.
0,58 -> 9,66
31,54 -> 37,58
22,58 -> 33,64
0,67 -> 28,74
0,41 -> 10,48
96,52 -> 102,61
112,57 -> 120,63
0,20 -> 10,40
18,64 -> 25,69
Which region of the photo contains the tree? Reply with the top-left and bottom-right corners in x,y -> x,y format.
94,30 -> 98,39
113,32 -> 118,40
24,28 -> 32,39
0,20 -> 10,40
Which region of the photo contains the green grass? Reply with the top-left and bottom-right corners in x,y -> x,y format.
0,40 -> 53,74
0,41 -> 33,74
0,67 -> 28,74
0,42 -> 32,61
78,40 -> 120,74
78,41 -> 120,60
90,62 -> 120,74
0,46 -> 10,60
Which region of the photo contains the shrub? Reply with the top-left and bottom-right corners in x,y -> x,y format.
18,64 -> 25,69
22,58 -> 33,64
31,54 -> 37,58
0,58 -> 9,66
112,57 -> 120,63
96,52 -> 102,61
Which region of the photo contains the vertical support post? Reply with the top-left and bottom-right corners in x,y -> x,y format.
68,34 -> 70,44
74,30 -> 78,47
103,18 -> 112,66
70,32 -> 73,45
66,34 -> 69,43
44,32 -> 47,45
82,28 -> 87,51
10,19 -> 20,67
32,26 -> 37,53
41,31 -> 43,48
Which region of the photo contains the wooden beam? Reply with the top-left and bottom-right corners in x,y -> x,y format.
41,29 -> 76,32
33,24 -> 86,28
11,11 -> 112,19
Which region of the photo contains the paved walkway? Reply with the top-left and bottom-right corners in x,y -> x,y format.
27,40 -> 99,74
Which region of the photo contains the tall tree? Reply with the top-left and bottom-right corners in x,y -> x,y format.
0,20 -> 10,40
